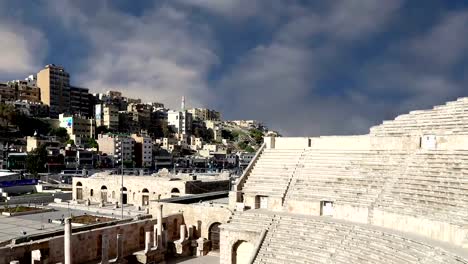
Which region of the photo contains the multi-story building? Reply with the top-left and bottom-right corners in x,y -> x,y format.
187,108 -> 221,121
97,134 -> 135,166
132,134 -> 153,168
168,110 -> 193,136
37,64 -> 71,118
95,104 -> 119,131
127,103 -> 151,129
0,83 -> 18,102
70,86 -> 91,117
0,80 -> 41,103
205,120 -> 223,141
59,114 -> 96,146
8,101 -> 49,117
119,111 -> 140,134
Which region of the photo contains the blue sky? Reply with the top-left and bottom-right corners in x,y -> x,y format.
0,0 -> 467,135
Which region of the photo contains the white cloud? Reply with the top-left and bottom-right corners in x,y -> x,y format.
0,22 -> 47,76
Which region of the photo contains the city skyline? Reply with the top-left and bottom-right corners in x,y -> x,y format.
0,1 -> 467,136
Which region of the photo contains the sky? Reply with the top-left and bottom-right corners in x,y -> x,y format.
0,0 -> 467,136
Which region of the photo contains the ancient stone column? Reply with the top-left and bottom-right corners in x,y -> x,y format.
188,225 -> 194,239
64,218 -> 72,264
101,233 -> 109,264
156,204 -> 163,249
144,231 -> 152,253
116,234 -> 124,259
179,224 -> 186,242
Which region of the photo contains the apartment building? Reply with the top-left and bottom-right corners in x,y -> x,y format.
0,80 -> 41,103
168,110 -> 193,135
187,108 -> 221,121
37,64 -> 71,118
97,134 -> 135,165
95,104 -> 119,131
132,134 -> 153,168
70,86 -> 91,117
59,114 -> 95,146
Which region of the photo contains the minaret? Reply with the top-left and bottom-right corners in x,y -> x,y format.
181,96 -> 186,111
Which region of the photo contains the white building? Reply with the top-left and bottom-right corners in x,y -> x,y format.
168,110 -> 192,136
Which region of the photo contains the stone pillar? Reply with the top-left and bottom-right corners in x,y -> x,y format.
116,234 -> 124,259
156,204 -> 163,248
179,225 -> 186,242
188,225 -> 194,239
31,249 -> 42,263
162,230 -> 168,248
101,233 -> 109,264
64,218 -> 72,264
144,231 -> 152,253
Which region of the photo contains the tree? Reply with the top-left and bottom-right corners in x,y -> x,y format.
85,138 -> 99,149
66,139 -> 75,146
249,128 -> 264,144
26,145 -> 48,177
49,127 -> 69,142
96,126 -> 109,136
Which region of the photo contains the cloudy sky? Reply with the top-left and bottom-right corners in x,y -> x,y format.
0,0 -> 467,136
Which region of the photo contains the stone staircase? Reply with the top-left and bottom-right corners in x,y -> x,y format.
242,149 -> 304,198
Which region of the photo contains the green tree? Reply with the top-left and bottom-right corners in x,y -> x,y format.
49,127 -> 69,142
86,138 -> 99,149
245,146 -> 255,153
249,128 -> 264,144
26,145 -> 48,177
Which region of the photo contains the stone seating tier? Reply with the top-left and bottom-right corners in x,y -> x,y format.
250,212 -> 468,264
370,97 -> 468,136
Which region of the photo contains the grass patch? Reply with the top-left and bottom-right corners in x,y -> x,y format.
71,215 -> 114,224
0,206 -> 43,213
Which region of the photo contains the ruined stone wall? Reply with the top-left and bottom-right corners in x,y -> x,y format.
0,219 -> 157,264
219,229 -> 260,264
0,214 -> 187,264
153,202 -> 232,239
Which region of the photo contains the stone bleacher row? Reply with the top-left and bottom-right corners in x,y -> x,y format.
232,211 -> 468,264
242,148 -> 468,226
370,97 -> 468,136
242,149 -> 303,197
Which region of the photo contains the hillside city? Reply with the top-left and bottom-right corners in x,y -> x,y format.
0,64 -> 277,180
1,2 -> 468,264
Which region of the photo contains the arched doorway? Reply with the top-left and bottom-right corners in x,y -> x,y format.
232,240 -> 254,264
76,182 -> 83,200
100,186 -> 108,203
121,187 -> 128,204
171,188 -> 180,198
209,222 -> 221,251
142,188 -> 149,206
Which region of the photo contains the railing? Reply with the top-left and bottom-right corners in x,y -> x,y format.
235,142 -> 266,192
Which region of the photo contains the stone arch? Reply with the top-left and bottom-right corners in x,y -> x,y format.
142,188 -> 150,206
121,187 -> 128,204
75,182 -> 83,200
100,186 -> 108,203
171,188 -> 180,198
208,222 -> 221,251
232,240 -> 254,264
